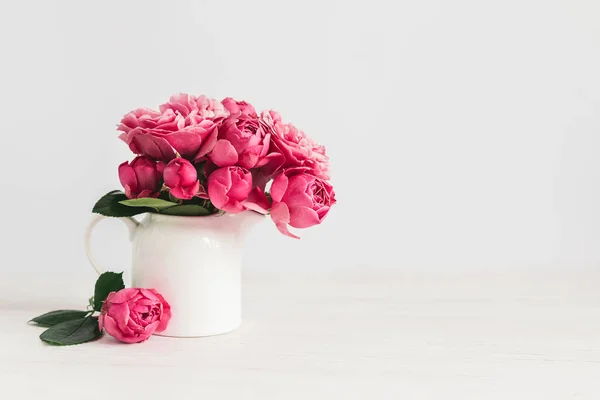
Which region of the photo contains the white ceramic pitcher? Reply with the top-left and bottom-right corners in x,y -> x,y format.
84,211 -> 263,337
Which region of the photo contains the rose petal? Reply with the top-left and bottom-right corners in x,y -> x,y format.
139,288 -> 160,301
221,200 -> 246,214
104,292 -> 117,304
195,123 -> 219,159
103,315 -> 142,344
271,202 -> 290,224
282,175 -> 313,208
130,134 -> 176,162
227,171 -> 252,200
242,187 -> 271,214
238,151 -> 260,170
275,221 -> 300,239
208,181 -> 229,209
133,304 -> 151,313
108,288 -> 140,304
271,202 -> 301,238
289,206 -> 321,228
170,181 -> 200,200
166,130 -> 204,158
211,140 -> 239,167
151,291 -> 172,333
143,320 -> 161,338
257,152 -> 285,179
315,205 -> 331,220
163,164 -> 182,187
118,162 -> 138,199
106,302 -> 129,332
270,172 -> 288,203
208,168 -> 233,208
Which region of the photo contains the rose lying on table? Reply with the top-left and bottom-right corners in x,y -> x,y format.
99,288 -> 171,343
29,272 -> 171,345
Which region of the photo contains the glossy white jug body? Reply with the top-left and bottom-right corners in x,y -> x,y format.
85,212 -> 263,337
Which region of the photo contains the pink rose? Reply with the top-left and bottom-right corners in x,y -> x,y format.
210,101 -> 272,169
118,94 -> 227,162
270,170 -> 336,239
163,158 -> 201,200
259,110 -> 330,180
99,288 -> 171,344
118,156 -> 164,199
207,166 -> 252,213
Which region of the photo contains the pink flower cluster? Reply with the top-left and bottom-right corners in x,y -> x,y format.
117,93 -> 336,238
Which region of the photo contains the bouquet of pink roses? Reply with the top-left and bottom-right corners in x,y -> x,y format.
93,93 -> 336,238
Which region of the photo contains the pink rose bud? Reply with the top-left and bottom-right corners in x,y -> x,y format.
98,288 -> 171,344
118,156 -> 164,199
270,170 -> 336,239
207,166 -> 253,213
163,158 -> 201,200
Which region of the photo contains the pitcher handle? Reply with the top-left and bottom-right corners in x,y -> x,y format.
84,214 -> 139,275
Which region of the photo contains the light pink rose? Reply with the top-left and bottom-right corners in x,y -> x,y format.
270,169 -> 336,239
163,158 -> 201,200
259,110 -> 330,180
118,93 -> 228,162
99,288 -> 171,344
210,100 -> 272,169
207,166 -> 252,213
118,156 -> 164,199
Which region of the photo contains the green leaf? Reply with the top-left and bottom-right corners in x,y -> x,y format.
93,190 -> 153,217
30,310 -> 89,327
185,196 -> 218,213
119,197 -> 178,211
40,317 -> 102,346
160,204 -> 211,216
93,271 -> 125,311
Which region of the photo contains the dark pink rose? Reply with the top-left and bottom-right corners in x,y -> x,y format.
99,288 -> 171,344
163,158 -> 201,200
210,113 -> 271,169
259,110 -> 330,180
118,156 -> 164,199
221,97 -> 257,116
118,93 -> 228,162
207,166 -> 252,213
270,169 -> 336,239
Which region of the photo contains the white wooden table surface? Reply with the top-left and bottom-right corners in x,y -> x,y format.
1,267 -> 599,399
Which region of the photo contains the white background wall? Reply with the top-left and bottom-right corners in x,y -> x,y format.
1,0 -> 599,278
